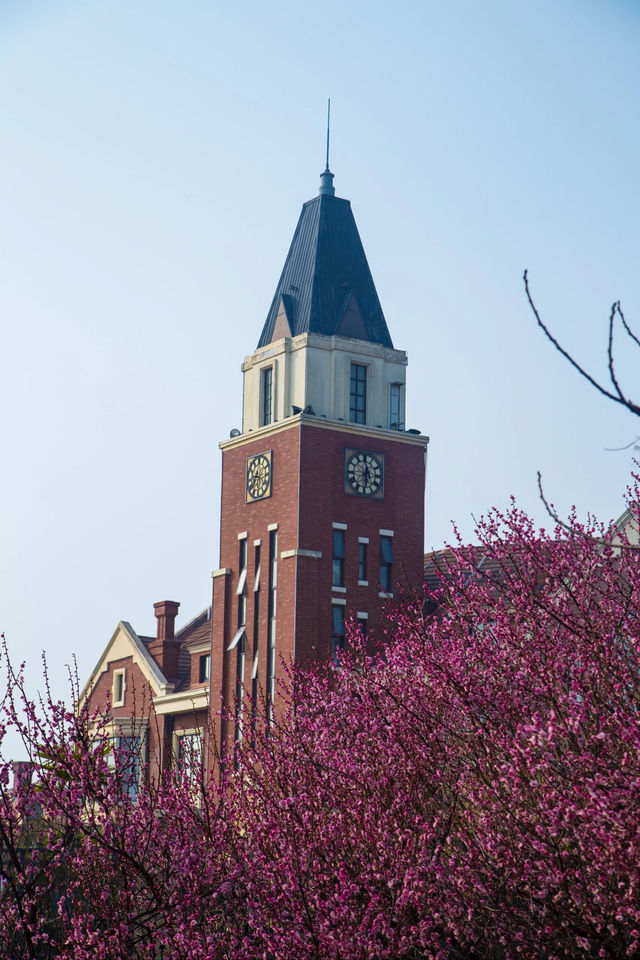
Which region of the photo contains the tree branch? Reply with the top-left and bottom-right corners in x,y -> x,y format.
523,270 -> 640,417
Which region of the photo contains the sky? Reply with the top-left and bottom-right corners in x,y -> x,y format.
1,0 -> 639,729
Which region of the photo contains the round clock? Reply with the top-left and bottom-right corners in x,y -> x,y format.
246,452 -> 272,502
345,450 -> 384,498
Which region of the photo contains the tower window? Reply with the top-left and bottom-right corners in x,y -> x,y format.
237,537 -> 247,629
251,543 -> 261,742
331,603 -> 346,663
235,535 -> 248,751
358,541 -> 368,582
239,536 -> 247,571
332,529 -> 345,587
266,530 -> 278,724
349,363 -> 367,424
261,366 -> 273,426
389,382 -> 404,430
234,633 -> 245,751
380,535 -> 394,592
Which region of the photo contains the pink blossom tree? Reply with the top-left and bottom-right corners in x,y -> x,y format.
230,481 -> 640,959
0,649 -> 245,959
1,481 -> 639,959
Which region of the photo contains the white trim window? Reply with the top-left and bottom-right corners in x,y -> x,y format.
388,382 -> 405,430
380,535 -> 394,593
112,668 -> 126,707
261,366 -> 273,426
331,602 -> 346,664
332,528 -> 345,587
349,362 -> 367,424
106,732 -> 144,799
174,730 -> 204,786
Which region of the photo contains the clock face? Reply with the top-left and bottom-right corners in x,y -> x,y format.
345,449 -> 384,499
246,451 -> 272,502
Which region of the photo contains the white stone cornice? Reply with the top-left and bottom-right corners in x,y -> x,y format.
152,687 -> 209,715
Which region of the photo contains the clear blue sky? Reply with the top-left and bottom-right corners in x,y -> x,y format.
1,0 -> 639,719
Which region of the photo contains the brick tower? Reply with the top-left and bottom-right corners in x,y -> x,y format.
210,166 -> 428,760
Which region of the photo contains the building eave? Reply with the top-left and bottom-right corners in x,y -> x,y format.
152,687 -> 209,716
220,413 -> 429,451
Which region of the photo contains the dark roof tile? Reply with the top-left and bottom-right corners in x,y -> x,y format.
258,192 -> 393,349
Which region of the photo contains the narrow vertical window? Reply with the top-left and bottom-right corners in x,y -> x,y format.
332,529 -> 345,587
237,538 -> 247,629
199,654 -> 210,683
380,535 -> 394,592
266,530 -> 277,724
251,543 -> 261,742
234,637 -> 245,756
358,541 -> 368,582
235,538 -> 248,750
261,366 -> 273,426
176,732 -> 203,786
331,604 -> 346,663
109,734 -> 142,800
349,363 -> 367,424
389,382 -> 404,430
112,669 -> 126,707
357,614 -> 368,638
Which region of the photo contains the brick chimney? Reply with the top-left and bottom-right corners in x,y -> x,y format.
11,760 -> 34,794
153,600 -> 180,642
148,601 -> 181,682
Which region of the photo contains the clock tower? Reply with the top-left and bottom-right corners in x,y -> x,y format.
210,167 -> 428,759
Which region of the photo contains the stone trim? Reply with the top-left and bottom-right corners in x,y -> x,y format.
280,549 -> 322,560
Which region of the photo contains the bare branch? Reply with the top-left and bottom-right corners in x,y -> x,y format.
607,300 -> 627,404
619,302 -> 640,350
604,436 -> 640,452
523,270 -> 640,417
536,472 -> 576,537
537,471 -> 639,551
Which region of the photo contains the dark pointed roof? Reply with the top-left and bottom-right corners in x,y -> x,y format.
257,177 -> 393,349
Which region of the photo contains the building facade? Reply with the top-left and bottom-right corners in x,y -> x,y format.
210,167 -> 428,761
82,167 -> 428,779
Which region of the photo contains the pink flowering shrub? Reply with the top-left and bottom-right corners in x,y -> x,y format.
231,484 -> 640,959
1,481 -> 639,959
0,654 -> 245,960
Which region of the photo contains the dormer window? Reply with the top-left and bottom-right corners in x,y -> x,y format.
261,366 -> 273,426
349,363 -> 367,424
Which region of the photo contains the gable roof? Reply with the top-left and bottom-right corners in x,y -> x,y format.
257,189 -> 393,349
79,620 -> 175,707
611,504 -> 640,546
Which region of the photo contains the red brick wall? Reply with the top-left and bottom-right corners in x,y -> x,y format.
84,656 -> 164,782
173,710 -> 208,736
210,421 -> 301,762
295,423 -> 426,666
210,419 -> 425,758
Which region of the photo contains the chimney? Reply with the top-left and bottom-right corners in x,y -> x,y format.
11,761 -> 34,794
149,601 -> 181,683
153,600 -> 180,643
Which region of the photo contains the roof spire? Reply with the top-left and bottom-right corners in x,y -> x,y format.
319,98 -> 335,196
325,97 -> 331,171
